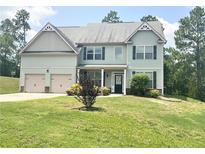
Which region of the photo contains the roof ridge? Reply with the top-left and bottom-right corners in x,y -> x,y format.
58,26 -> 81,28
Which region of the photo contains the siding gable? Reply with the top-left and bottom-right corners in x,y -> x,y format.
25,31 -> 73,52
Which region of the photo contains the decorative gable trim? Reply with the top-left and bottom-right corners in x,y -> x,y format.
43,23 -> 54,31
124,22 -> 166,43
20,22 -> 79,55
139,23 -> 151,31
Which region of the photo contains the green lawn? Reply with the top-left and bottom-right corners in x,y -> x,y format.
0,76 -> 19,94
0,96 -> 205,147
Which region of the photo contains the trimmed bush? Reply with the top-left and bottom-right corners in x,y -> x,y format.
66,83 -> 82,96
130,73 -> 149,96
146,89 -> 160,98
100,87 -> 110,96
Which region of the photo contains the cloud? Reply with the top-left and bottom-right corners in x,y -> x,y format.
26,29 -> 38,42
157,16 -> 179,48
0,6 -> 56,42
0,6 -> 56,27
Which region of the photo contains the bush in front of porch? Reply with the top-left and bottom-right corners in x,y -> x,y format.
131,73 -> 149,96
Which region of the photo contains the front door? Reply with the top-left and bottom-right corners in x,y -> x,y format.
115,74 -> 122,93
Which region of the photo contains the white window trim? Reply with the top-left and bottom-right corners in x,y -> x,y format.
85,46 -> 103,60
114,46 -> 123,60
135,45 -> 155,60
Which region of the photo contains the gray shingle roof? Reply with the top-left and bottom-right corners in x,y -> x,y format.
58,21 -> 165,44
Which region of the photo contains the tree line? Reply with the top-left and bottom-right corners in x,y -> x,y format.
0,9 -> 30,77
0,7 -> 204,101
102,7 -> 205,101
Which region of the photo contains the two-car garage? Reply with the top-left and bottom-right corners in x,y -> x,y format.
24,74 -> 73,93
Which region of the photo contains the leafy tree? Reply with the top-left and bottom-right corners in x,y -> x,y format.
0,19 -> 16,76
175,6 -> 205,101
13,9 -> 30,48
12,9 -> 30,77
130,73 -> 149,96
164,48 -> 195,97
102,10 -> 123,23
141,15 -> 158,22
0,9 -> 30,77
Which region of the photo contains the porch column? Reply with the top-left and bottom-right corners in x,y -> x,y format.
123,69 -> 127,95
101,68 -> 104,88
77,69 -> 80,83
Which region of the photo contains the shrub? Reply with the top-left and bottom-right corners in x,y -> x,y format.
130,73 -> 149,96
74,75 -> 100,109
100,87 -> 110,96
146,89 -> 160,98
66,83 -> 82,96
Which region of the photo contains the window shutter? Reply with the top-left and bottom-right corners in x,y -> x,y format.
83,47 -> 87,60
102,47 -> 105,60
153,71 -> 157,89
153,45 -> 157,59
133,46 -> 136,60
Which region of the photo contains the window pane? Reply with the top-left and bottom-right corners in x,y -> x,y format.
95,48 -> 101,54
145,46 -> 153,59
95,48 -> 102,60
145,72 -> 153,80
87,47 -> 93,60
115,47 -> 123,59
145,53 -> 153,59
87,72 -> 94,79
136,53 -> 144,59
147,80 -> 152,88
95,72 -> 101,80
95,54 -> 101,60
136,46 -> 144,59
136,46 -> 144,53
87,54 -> 93,60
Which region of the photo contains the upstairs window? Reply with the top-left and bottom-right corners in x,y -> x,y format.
136,46 -> 144,59
83,47 -> 105,60
115,47 -> 123,60
145,46 -> 153,59
87,47 -> 94,60
95,47 -> 102,60
133,45 -> 157,60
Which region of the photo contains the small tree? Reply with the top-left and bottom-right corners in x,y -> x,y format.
102,10 -> 123,23
130,73 -> 149,96
74,75 -> 100,109
140,15 -> 158,22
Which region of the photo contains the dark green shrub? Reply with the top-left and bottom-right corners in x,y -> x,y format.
130,73 -> 149,96
146,89 -> 160,98
100,87 -> 110,96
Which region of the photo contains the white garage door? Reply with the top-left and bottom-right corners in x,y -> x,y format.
25,74 -> 45,93
51,74 -> 72,93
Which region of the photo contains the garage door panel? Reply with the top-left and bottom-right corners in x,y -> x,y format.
25,74 -> 45,93
51,74 -> 72,93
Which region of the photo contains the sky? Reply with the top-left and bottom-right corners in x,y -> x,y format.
0,6 -> 193,47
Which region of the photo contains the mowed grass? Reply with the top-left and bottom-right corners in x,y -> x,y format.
0,76 -> 19,94
0,96 -> 205,147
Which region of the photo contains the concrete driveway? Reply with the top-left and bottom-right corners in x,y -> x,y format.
0,93 -> 66,102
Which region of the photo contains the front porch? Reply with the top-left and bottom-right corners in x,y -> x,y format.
77,65 -> 127,95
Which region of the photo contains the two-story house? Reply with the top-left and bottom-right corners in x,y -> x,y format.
19,21 -> 166,95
